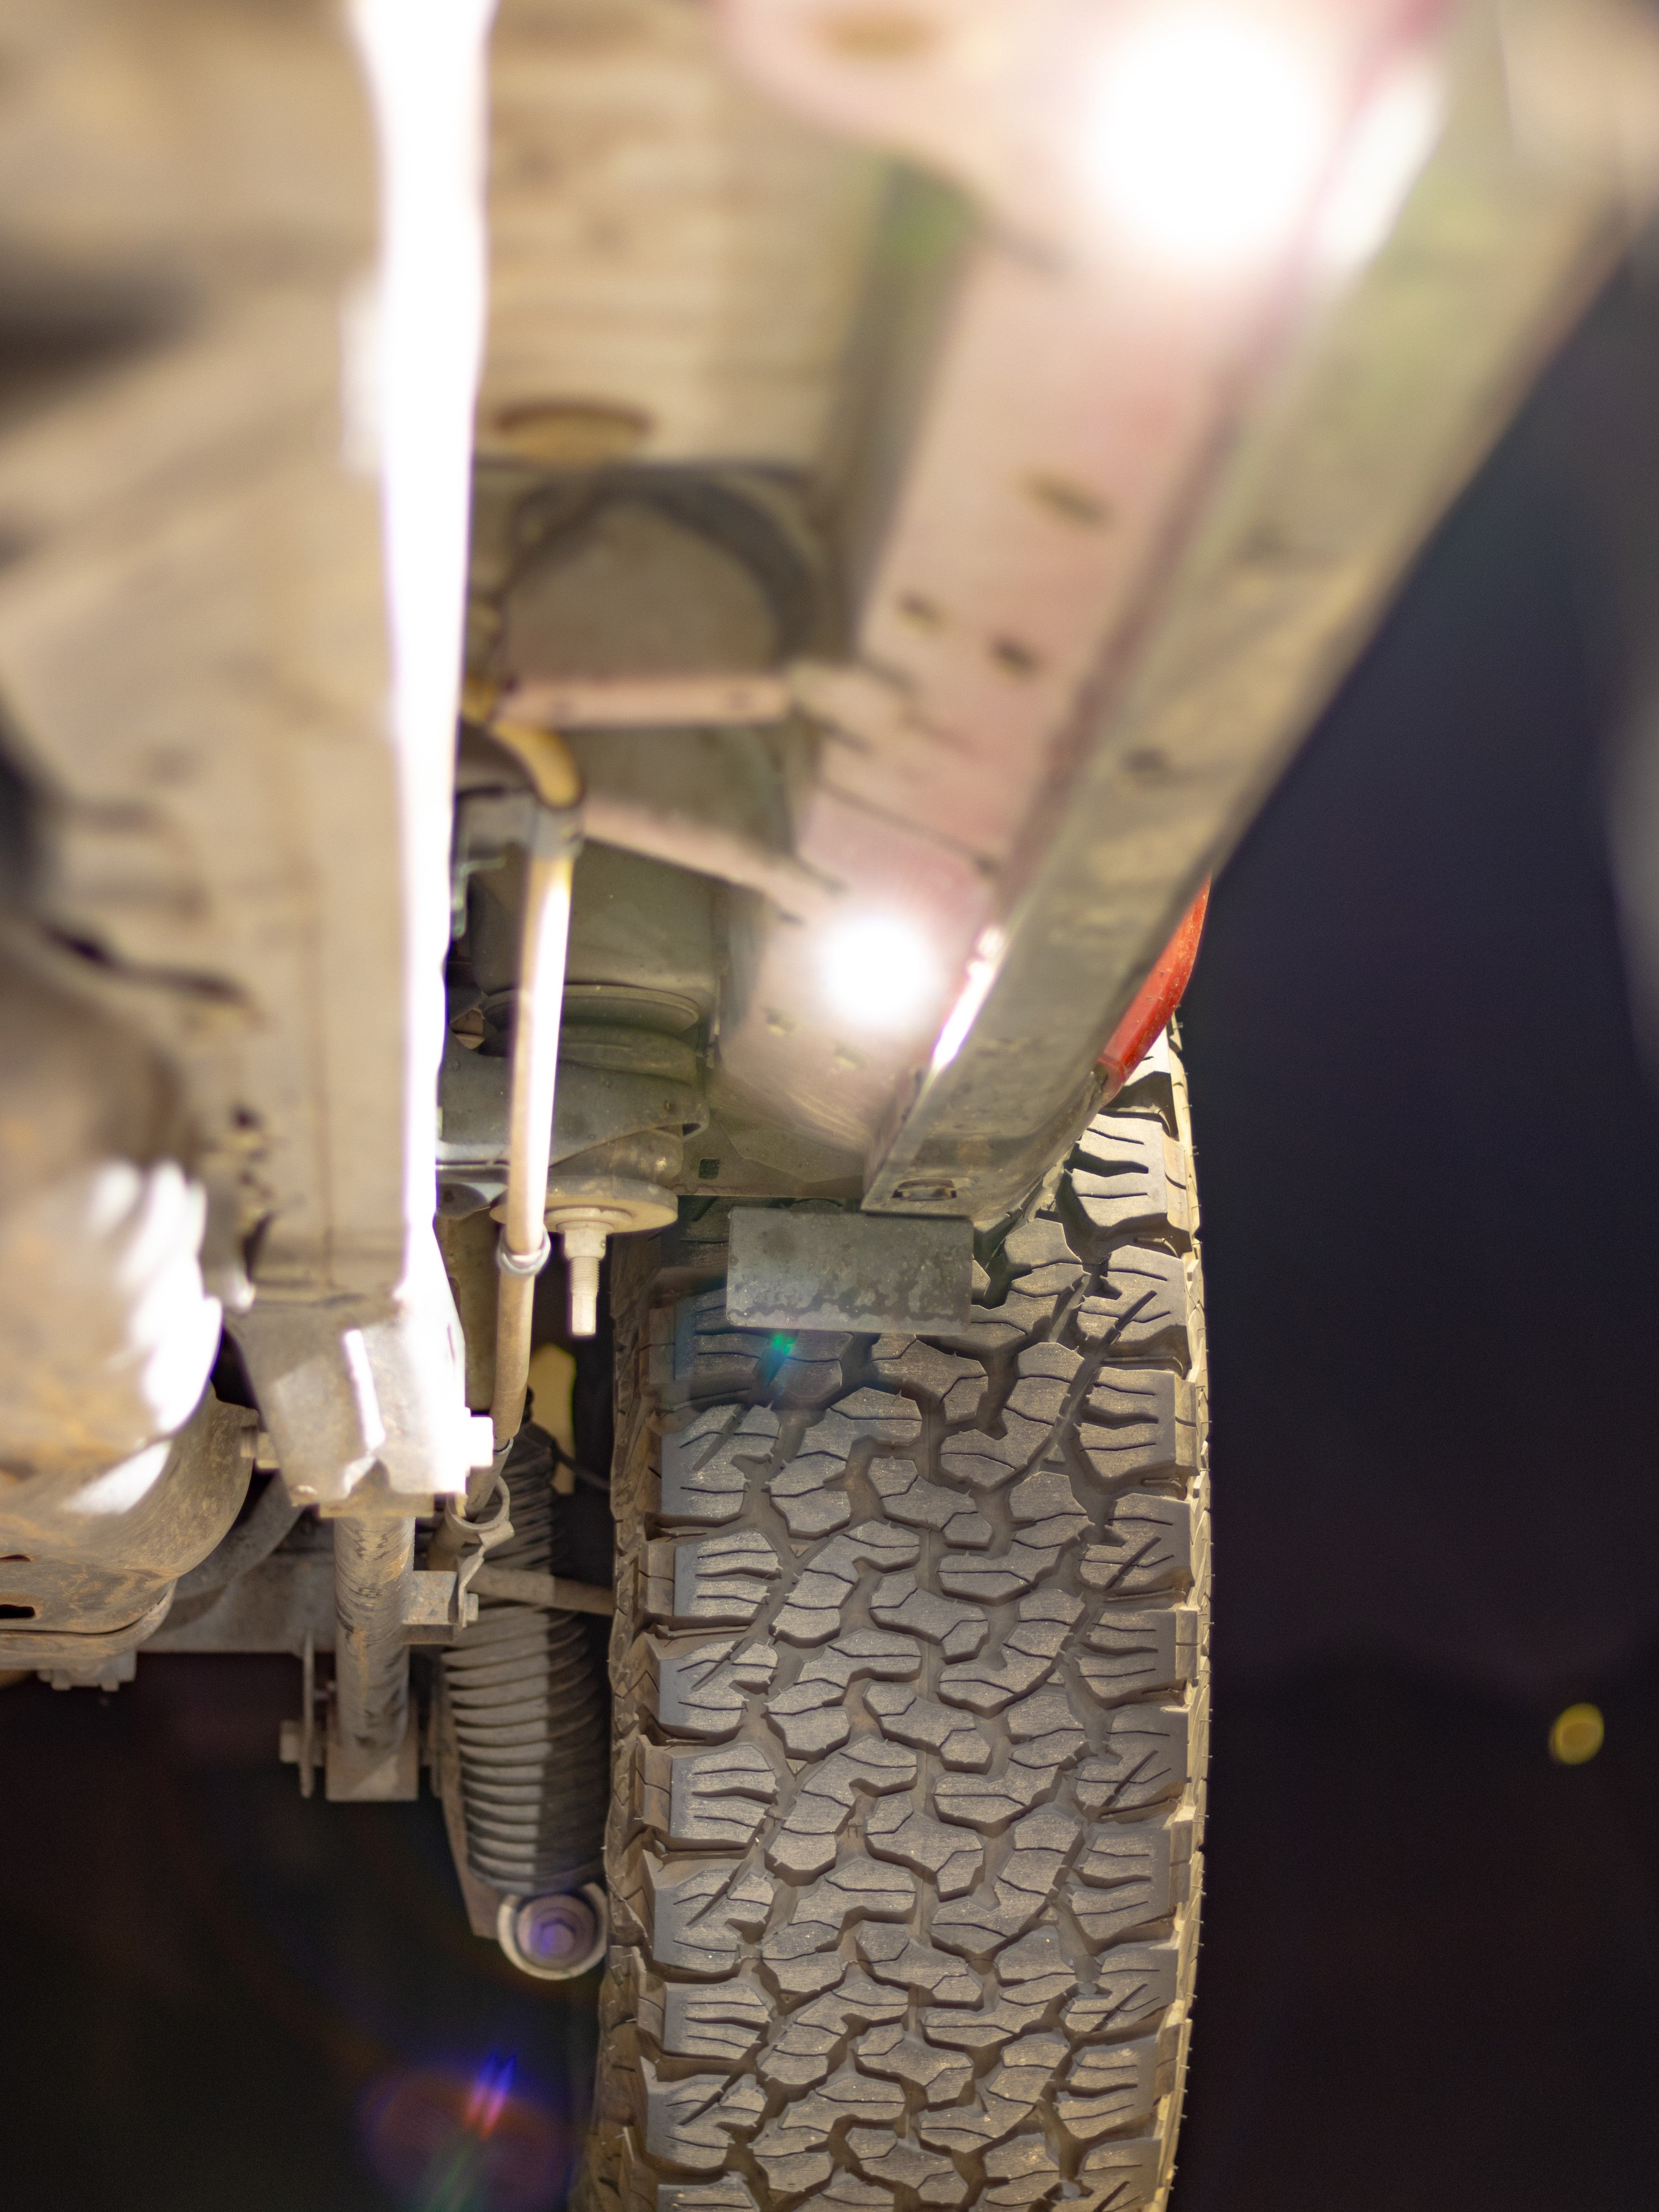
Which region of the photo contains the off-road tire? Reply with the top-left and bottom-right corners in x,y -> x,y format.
582,1031 -> 1208,2212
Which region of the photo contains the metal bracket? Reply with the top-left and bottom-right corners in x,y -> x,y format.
401,1569 -> 465,1644
726,1206 -> 972,1333
0,1588 -> 175,1681
431,1466 -> 516,1631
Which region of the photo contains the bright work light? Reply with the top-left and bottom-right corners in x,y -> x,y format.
821,914 -> 941,1034
1080,7 -> 1333,270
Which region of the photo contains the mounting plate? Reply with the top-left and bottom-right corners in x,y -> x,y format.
726,1207 -> 972,1335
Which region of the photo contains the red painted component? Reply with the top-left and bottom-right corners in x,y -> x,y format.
1099,884 -> 1209,1099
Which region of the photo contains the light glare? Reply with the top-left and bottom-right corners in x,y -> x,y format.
930,927 -> 1005,1076
1081,9 -> 1332,270
1316,64 -> 1442,270
822,915 -> 940,1035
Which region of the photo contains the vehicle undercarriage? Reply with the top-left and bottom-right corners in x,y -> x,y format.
1,2 -> 1655,2205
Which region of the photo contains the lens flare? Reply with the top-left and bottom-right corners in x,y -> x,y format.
361,2056 -> 570,2211
463,2052 -> 516,2139
1315,62 -> 1442,271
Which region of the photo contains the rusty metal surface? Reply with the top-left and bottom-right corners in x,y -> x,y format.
0,1589 -> 174,1673
0,1393 -> 254,1634
327,1513 -> 419,1801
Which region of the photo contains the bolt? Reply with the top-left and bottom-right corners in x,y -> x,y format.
560,1222 -> 608,1337
514,1890 -> 598,1969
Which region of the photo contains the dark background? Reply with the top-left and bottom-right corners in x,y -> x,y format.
7,257 -> 1659,2210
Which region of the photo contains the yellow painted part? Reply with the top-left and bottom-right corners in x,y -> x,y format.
526,1340 -> 578,1469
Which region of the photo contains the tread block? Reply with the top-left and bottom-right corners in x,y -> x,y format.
847,2129 -> 968,2207
642,2060 -> 765,2173
1019,1344 -> 1088,1378
871,1335 -> 989,1418
759,1965 -> 907,2089
916,2032 -> 1067,2153
762,1856 -> 916,1975
938,1471 -> 1088,1600
1078,1370 -> 1197,1486
933,1681 -> 1089,1829
997,1924 -> 1079,1998
660,1407 -> 782,1525
1063,1944 -> 1179,2037
1077,1250 -> 1190,1368
1007,1261 -> 1088,1302
767,1451 -> 855,1540
1006,1684 -> 1089,1754
646,1534 -> 782,1627
648,1635 -> 779,1740
768,1739 -> 917,1876
921,1926 -> 1077,2048
932,1733 -> 1080,1830
750,2067 -> 907,2193
1066,1119 -> 1191,1248
865,1681 -> 992,1770
1079,1606 -> 1199,1702
1112,1030 -> 1177,1123
661,1979 -> 771,2063
1001,1220 -> 1082,1275
829,1387 -> 925,1437
854,2021 -> 974,2106
939,1591 -> 1082,1713
1010,1467 -> 1090,1532
1000,1230 -> 1093,1310
646,1858 -> 774,1978
774,1525 -> 921,1644
1056,2036 -> 1161,2144
794,2178 -> 893,2212
857,1922 -> 981,2005
938,1415 -> 1049,1490
769,1392 -> 924,1539
918,1988 -> 1052,2049
1068,1822 -> 1190,1945
865,1799 -> 984,1896
931,1807 -> 1080,1963
639,1744 -> 779,1850
1078,1495 -> 1192,1599
984,2133 -> 1063,2208
1004,1344 -> 1084,1428
765,1630 -> 921,1756
771,1334 -> 859,1411
658,2181 -> 760,2212
869,1572 -> 987,1657
869,1459 -> 993,1547
673,1290 -> 771,1402
935,1540 -> 1060,1604
1074,2135 -> 1161,2211
1074,1705 -> 1190,1815
937,1314 -> 1036,1358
